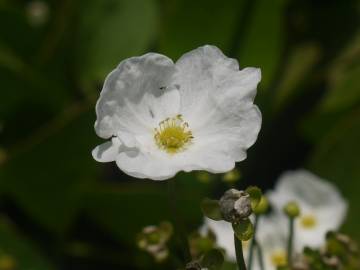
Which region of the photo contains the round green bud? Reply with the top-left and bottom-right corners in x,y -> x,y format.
283,201 -> 300,218
196,171 -> 212,183
222,169 -> 241,183
253,195 -> 269,215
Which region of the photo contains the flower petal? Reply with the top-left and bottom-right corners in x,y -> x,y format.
175,45 -> 261,162
115,149 -> 178,180
95,53 -> 179,139
114,136 -> 236,180
92,137 -> 122,162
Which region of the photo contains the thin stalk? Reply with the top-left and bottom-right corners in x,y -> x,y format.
234,234 -> 247,270
167,178 -> 191,263
256,242 -> 265,270
287,217 -> 295,267
247,215 -> 259,270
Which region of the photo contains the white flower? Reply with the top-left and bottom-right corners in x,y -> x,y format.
267,169 -> 348,251
92,45 -> 262,180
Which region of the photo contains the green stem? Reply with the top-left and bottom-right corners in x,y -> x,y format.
256,242 -> 265,270
247,215 -> 259,270
167,178 -> 191,263
234,234 -> 247,270
287,217 -> 294,267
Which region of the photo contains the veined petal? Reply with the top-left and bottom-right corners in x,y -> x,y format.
175,45 -> 261,162
95,53 -> 179,139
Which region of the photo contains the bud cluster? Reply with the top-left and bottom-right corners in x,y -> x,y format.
219,189 -> 252,224
137,221 -> 173,262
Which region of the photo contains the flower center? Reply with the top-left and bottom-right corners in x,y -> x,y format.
270,250 -> 287,267
154,114 -> 193,154
300,214 -> 317,229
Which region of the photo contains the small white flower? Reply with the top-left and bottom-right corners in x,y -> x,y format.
92,45 -> 262,180
267,169 -> 348,251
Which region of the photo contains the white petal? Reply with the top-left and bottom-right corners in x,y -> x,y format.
94,53 -> 179,139
175,45 -> 260,118
204,218 -> 236,262
114,136 -> 236,180
193,103 -> 261,162
115,149 -> 178,180
175,45 -> 262,162
92,137 -> 122,162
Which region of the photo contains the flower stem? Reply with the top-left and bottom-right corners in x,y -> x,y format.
167,178 -> 191,263
247,215 -> 259,270
234,234 -> 247,270
287,217 -> 295,267
256,242 -> 265,270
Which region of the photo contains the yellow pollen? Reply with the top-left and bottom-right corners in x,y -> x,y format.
270,250 -> 287,267
154,114 -> 193,154
300,214 -> 317,229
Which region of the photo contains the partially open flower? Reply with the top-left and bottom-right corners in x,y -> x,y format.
219,189 -> 252,223
92,45 -> 261,180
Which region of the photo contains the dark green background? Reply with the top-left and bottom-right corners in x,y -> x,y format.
0,0 -> 359,269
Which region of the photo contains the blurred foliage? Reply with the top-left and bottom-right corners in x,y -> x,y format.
0,0 -> 359,269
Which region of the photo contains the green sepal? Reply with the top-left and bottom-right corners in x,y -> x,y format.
201,198 -> 223,221
245,186 -> 262,210
232,218 -> 254,241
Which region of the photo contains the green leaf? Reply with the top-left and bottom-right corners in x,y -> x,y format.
0,110 -> 99,234
232,218 -> 254,241
159,0 -> 246,59
237,0 -> 287,90
75,0 -> 158,82
0,219 -> 55,270
201,249 -> 224,270
245,186 -> 262,211
201,198 -> 222,221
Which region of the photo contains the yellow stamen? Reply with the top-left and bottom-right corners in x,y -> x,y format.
154,114 -> 193,154
300,214 -> 317,229
270,250 -> 287,267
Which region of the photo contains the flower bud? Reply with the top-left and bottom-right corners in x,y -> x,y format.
196,171 -> 212,183
219,189 -> 252,223
0,254 -> 16,270
283,201 -> 300,218
186,261 -> 202,270
253,195 -> 269,215
222,169 -> 241,183
26,1 -> 49,27
137,221 -> 173,262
